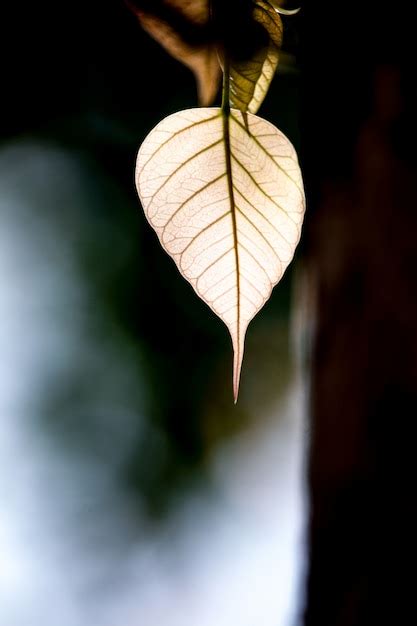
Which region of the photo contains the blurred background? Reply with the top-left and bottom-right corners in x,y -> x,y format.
5,2 -> 415,624
1,2 -> 307,625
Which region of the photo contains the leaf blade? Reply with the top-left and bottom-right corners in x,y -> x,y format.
136,107 -> 305,400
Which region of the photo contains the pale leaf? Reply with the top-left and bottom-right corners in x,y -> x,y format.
134,0 -> 221,105
228,1 -> 283,114
136,107 -> 305,400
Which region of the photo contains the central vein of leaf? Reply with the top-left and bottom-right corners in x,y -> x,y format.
222,57 -> 241,391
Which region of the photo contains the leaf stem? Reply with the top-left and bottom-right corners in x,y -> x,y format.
222,53 -> 231,115
221,51 -> 241,400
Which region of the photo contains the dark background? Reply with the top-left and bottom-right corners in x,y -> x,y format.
301,2 -> 417,625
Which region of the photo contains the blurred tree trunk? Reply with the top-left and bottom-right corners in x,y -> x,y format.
302,2 -> 417,625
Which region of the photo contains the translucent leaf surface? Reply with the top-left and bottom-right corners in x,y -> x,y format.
228,1 -> 283,114
136,107 -> 305,400
134,0 -> 221,105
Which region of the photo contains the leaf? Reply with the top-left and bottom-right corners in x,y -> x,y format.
133,0 -> 221,105
227,1 -> 283,114
135,107 -> 305,400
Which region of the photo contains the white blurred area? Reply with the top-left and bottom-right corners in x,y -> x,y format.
0,142 -> 307,626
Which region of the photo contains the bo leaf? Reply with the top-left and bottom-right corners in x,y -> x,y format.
136,107 -> 305,400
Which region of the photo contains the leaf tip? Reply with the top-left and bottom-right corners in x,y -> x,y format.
232,333 -> 245,404
233,380 -> 240,404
